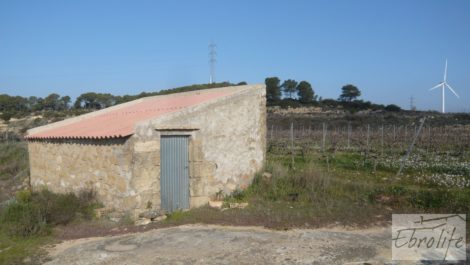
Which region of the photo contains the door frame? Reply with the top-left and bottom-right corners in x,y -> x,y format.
159,132 -> 193,212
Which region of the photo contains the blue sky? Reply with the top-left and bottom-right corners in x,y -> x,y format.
1,0 -> 469,112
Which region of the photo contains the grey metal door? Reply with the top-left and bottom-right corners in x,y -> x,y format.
160,135 -> 190,212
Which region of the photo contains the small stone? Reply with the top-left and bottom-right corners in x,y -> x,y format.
94,207 -> 108,219
343,261 -> 378,265
262,172 -> 272,180
135,218 -> 151,226
154,215 -> 167,222
108,212 -> 124,223
229,202 -> 248,209
138,210 -> 161,220
208,200 -> 223,209
110,217 -> 121,223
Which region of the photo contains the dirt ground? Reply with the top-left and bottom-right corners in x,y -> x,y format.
45,224 -> 396,265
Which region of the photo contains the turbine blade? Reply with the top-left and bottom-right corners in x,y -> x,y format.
446,83 -> 460,98
429,83 -> 443,91
444,59 -> 448,81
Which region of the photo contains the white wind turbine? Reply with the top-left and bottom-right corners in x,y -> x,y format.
429,59 -> 459,113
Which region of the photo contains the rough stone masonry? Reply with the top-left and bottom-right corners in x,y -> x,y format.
27,85 -> 266,218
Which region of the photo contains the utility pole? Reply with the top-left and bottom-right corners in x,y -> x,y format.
209,42 -> 216,84
410,96 -> 416,111
397,117 -> 426,176
290,122 -> 294,168
347,122 -> 351,149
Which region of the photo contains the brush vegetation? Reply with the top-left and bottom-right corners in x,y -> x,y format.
0,189 -> 101,264
165,150 -> 470,230
0,142 -> 29,203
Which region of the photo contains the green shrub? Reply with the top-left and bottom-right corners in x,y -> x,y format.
16,190 -> 32,203
0,111 -> 14,122
77,189 -> 102,220
35,190 -> 81,225
278,99 -> 303,109
388,185 -> 407,196
384,104 -> 401,112
0,200 -> 47,237
445,190 -> 470,212
0,189 -> 99,237
234,189 -> 246,201
366,187 -> 383,203
225,189 -> 246,202
0,142 -> 29,183
408,189 -> 448,209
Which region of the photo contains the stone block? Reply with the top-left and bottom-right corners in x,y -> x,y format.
131,170 -> 158,192
223,178 -> 238,194
193,161 -> 216,178
135,218 -> 151,226
134,141 -> 160,153
190,196 -> 210,208
133,152 -> 160,166
121,195 -> 139,209
94,207 -> 110,219
205,183 -> 224,197
189,178 -> 206,197
115,177 -> 127,193
208,200 -> 223,209
190,141 -> 204,162
138,192 -> 158,209
154,215 -> 167,222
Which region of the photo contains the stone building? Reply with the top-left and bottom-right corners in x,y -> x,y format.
26,85 -> 266,217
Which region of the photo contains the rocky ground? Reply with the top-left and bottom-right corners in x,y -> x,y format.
44,224 -> 470,265
43,224 -> 411,265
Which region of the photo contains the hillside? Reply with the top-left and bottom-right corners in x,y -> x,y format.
2,105 -> 470,141
269,106 -> 470,128
1,84 -> 469,205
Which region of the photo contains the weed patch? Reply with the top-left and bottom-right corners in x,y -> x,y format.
0,189 -> 100,237
0,232 -> 50,265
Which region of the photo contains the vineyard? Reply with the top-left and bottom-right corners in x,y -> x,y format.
269,121 -> 470,180
0,112 -> 469,228
261,117 -> 470,219
269,121 -> 470,154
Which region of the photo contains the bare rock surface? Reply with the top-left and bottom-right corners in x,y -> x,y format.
45,224 -> 470,264
45,224 -> 400,265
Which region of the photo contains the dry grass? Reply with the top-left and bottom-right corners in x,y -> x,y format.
0,142 -> 29,202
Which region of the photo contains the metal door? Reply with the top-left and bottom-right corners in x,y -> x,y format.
160,135 -> 190,212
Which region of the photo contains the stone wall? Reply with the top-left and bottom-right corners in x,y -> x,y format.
28,138 -> 135,210
129,139 -> 161,216
134,85 -> 267,208
28,85 -> 266,217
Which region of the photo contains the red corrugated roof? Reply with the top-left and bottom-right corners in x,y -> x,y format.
26,90 -> 232,139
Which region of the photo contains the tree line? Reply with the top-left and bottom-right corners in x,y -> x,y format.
0,79 -> 402,122
0,82 -> 242,121
265,77 -> 401,112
